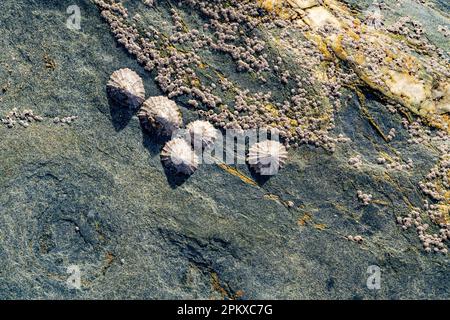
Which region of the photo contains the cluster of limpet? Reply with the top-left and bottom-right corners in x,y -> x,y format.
107,68 -> 145,109
135,95 -> 202,175
93,0 -> 339,152
107,67 -> 198,175
107,71 -> 290,177
137,95 -> 199,175
106,66 -> 289,176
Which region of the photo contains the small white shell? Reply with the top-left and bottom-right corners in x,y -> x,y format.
107,68 -> 145,109
161,138 -> 199,175
138,96 -> 182,137
247,140 -> 288,175
186,120 -> 218,149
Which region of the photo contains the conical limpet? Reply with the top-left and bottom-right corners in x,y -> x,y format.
138,96 -> 182,137
186,120 -> 218,150
161,138 -> 199,175
247,140 -> 288,175
107,68 -> 145,109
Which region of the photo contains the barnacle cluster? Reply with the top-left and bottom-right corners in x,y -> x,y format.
93,0 -> 339,151
0,108 -> 78,128
396,123 -> 449,255
1,108 -> 43,128
96,0 -> 449,250
53,116 -> 78,125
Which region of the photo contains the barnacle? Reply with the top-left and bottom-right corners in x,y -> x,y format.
263,0 -> 450,128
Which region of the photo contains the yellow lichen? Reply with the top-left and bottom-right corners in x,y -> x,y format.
304,6 -> 341,30
384,70 -> 428,107
297,213 -> 312,226
255,0 -> 450,126
217,163 -> 258,186
265,103 -> 280,117
314,223 -> 327,230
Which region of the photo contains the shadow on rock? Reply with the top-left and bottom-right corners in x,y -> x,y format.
108,95 -> 135,132
140,124 -> 191,188
141,128 -> 165,158
249,168 -> 272,186
162,165 -> 192,189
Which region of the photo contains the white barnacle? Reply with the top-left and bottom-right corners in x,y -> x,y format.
138,96 -> 183,137
161,138 -> 199,175
247,140 -> 288,175
107,68 -> 145,109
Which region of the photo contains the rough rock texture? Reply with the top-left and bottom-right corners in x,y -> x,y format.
0,0 -> 448,299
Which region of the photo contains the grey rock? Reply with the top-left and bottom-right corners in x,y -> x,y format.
0,0 -> 448,299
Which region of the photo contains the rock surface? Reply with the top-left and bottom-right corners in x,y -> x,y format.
0,0 -> 448,299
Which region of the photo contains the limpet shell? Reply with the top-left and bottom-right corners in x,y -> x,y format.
107,68 -> 145,109
161,138 -> 199,175
247,140 -> 288,175
186,120 -> 218,150
138,96 -> 183,137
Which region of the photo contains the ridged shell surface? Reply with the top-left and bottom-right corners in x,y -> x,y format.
161,138 -> 199,175
138,96 -> 182,137
186,120 -> 218,149
247,140 -> 288,175
107,68 -> 145,109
